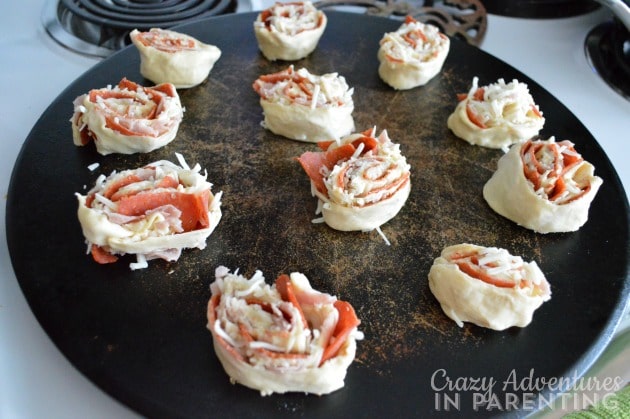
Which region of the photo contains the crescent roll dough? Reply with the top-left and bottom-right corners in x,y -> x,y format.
130,28 -> 221,89
428,243 -> 551,331
71,78 -> 183,155
297,127 -> 411,239
377,15 -> 450,90
253,66 -> 354,142
253,1 -> 327,61
76,154 -> 222,270
207,266 -> 362,396
483,137 -> 603,233
447,77 -> 545,150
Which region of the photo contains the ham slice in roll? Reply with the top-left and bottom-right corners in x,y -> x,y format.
483,136 -> 603,233
447,77 -> 545,150
252,65 -> 355,142
130,28 -> 221,89
377,15 -> 450,90
71,78 -> 184,155
296,127 -> 411,243
207,266 -> 363,396
76,153 -> 222,270
253,1 -> 327,61
428,243 -> 551,331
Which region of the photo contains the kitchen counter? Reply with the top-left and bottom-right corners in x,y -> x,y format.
1,2 -> 628,417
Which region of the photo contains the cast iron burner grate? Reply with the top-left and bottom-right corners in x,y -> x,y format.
314,0 -> 486,46
42,0 -> 237,57
482,0 -> 599,18
585,18 -> 630,100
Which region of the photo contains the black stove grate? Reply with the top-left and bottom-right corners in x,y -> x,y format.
585,18 -> 630,100
43,0 -> 238,57
482,0 -> 599,18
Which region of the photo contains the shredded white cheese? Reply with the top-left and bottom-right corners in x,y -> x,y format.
464,77 -> 543,129
254,66 -> 353,110
256,1 -> 322,36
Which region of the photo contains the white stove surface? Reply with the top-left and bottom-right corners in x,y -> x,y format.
1,1 -> 628,417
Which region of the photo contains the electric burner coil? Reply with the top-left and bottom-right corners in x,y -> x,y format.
43,0 -> 238,57
60,0 -> 235,29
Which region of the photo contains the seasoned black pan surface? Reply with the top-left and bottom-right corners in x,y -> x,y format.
7,11 -> 629,419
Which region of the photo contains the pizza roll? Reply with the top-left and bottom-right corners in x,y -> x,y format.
71,78 -> 183,155
297,127 -> 411,241
447,77 -> 545,150
483,137 -> 603,233
76,153 -> 222,270
252,65 -> 355,142
428,243 -> 551,331
253,1 -> 327,61
130,28 -> 221,89
207,266 -> 363,396
378,15 -> 450,90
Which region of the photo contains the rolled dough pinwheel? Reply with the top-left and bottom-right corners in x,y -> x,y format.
447,77 -> 545,150
253,1 -> 327,61
297,127 -> 411,243
377,15 -> 450,90
207,266 -> 363,396
130,28 -> 221,89
252,65 -> 355,142
428,243 -> 552,331
483,137 -> 603,233
71,78 -> 183,155
76,153 -> 222,270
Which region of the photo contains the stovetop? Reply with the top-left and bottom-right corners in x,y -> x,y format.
1,1 -> 628,417
43,0 -> 239,57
